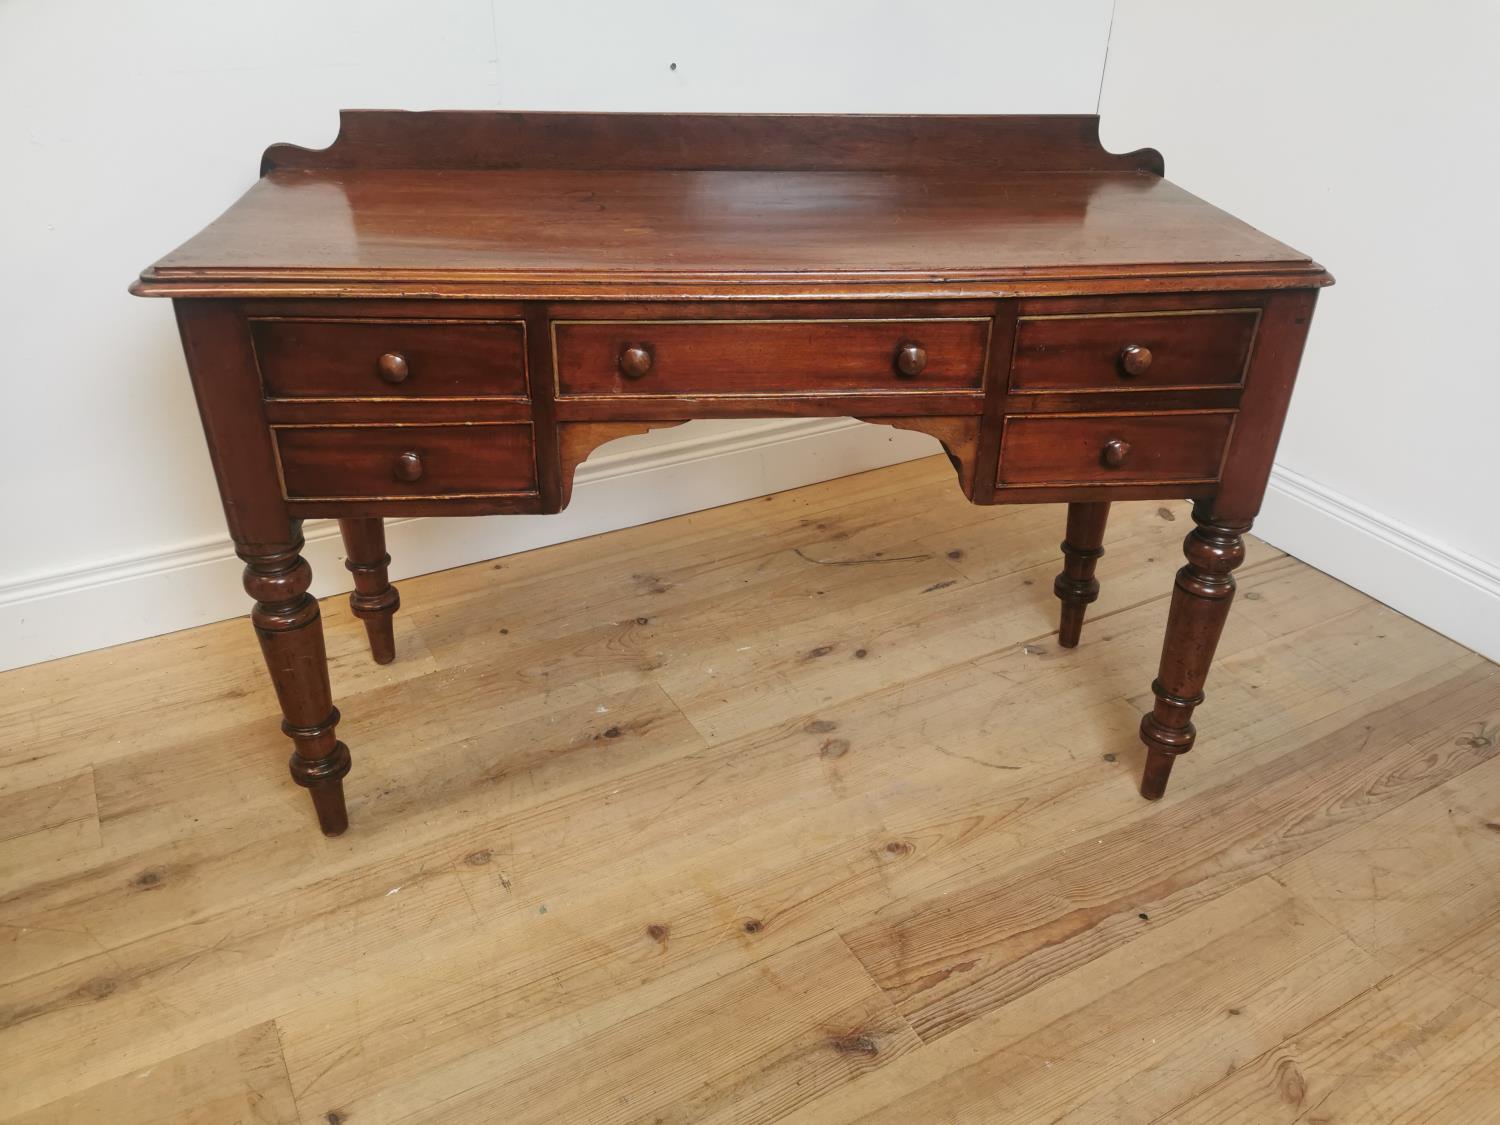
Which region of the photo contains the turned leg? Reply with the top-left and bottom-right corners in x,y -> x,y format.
1138,503 -> 1250,799
239,531 -> 351,835
338,517 -> 399,665
1054,501 -> 1111,648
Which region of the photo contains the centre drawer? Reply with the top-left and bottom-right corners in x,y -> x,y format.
273,423 -> 537,500
552,316 -> 990,397
252,318 -> 529,400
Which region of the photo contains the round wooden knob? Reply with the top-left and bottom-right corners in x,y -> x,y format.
1119,344 -> 1153,377
1101,439 -> 1131,469
895,343 -> 928,378
619,345 -> 653,379
376,352 -> 410,384
393,451 -> 424,482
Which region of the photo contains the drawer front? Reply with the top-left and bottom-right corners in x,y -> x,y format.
553,317 -> 990,397
274,424 -> 537,500
1010,309 -> 1257,392
997,412 -> 1234,487
253,319 -> 528,399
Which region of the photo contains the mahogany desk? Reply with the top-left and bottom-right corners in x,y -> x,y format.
132,111 -> 1330,836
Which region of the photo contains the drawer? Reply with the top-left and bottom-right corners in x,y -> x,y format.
274,424 -> 537,500
997,412 -> 1234,487
252,318 -> 528,399
1010,309 -> 1257,392
552,317 -> 990,397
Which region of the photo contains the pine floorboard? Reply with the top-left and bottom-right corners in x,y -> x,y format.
1,457 -> 1496,1123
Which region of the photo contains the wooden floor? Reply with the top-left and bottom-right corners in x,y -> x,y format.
3,457 -> 1499,1124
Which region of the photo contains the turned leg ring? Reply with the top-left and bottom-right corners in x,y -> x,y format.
1137,503 -> 1249,799
340,518 -> 400,665
240,531 -> 354,837
1055,501 -> 1111,648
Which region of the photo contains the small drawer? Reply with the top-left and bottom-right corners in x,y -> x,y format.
274,423 -> 537,500
552,316 -> 990,397
252,318 -> 528,399
997,412 -> 1234,487
1010,309 -> 1257,392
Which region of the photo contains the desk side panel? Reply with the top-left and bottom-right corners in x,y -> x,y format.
173,300 -> 293,549
1212,288 -> 1319,522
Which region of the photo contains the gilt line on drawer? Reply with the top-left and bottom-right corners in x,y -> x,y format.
1014,308 -> 1261,320
262,395 -> 532,405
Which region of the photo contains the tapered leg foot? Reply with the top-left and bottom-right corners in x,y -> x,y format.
308,784 -> 350,836
1055,501 -> 1111,648
1139,747 -> 1176,801
240,529 -> 354,836
291,736 -> 352,836
1137,502 -> 1250,799
339,518 -> 399,665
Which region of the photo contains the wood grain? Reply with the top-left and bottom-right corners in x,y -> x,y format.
1,1022 -> 298,1125
1163,770 -> 1500,1123
260,110 -> 1163,175
0,771 -> 99,875
273,421 -> 538,500
137,170 -> 1321,297
251,316 -> 529,401
996,411 -> 1234,487
1,459 -> 1490,1123
1010,307 -> 1258,392
552,315 -> 990,397
133,112 -> 1327,300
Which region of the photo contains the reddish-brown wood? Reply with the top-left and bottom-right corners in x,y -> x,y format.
874,417 -> 982,496
251,317 -> 528,400
1101,438 -> 1131,468
172,301 -> 292,549
996,411 -> 1234,488
392,451 -> 424,483
1119,343 -> 1153,377
895,343 -> 928,378
1000,386 -> 1242,415
131,114 -> 1327,303
618,345 -> 653,380
522,303 -> 564,514
1139,504 -> 1251,798
1010,308 -> 1257,392
376,351 -> 410,385
132,169 -> 1323,300
133,112 -> 1330,829
1209,289 -> 1321,522
1054,501 -> 1111,648
273,422 -> 537,500
259,110 -> 1165,176
552,389 -> 985,423
238,532 -> 349,835
338,517 -> 399,665
554,317 -> 989,397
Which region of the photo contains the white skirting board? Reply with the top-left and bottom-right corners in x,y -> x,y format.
5,425 -> 1495,672
1255,465 -> 1500,663
0,419 -> 939,673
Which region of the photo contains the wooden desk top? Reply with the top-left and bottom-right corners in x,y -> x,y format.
133,111 -> 1330,300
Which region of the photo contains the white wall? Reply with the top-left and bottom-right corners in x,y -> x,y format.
0,0 -> 1114,671
4,1 -> 1496,670
1099,0 -> 1500,660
